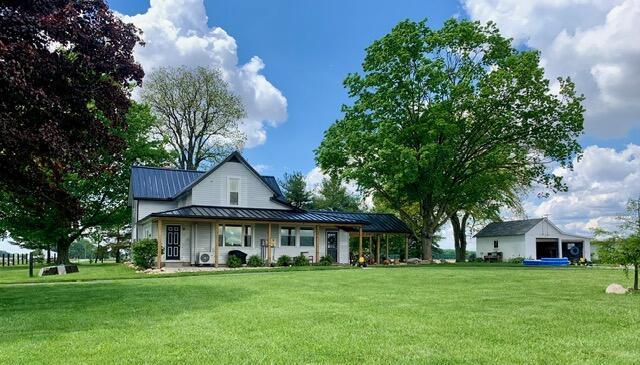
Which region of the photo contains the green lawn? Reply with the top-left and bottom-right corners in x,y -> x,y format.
1,265 -> 638,364
0,262 -> 139,284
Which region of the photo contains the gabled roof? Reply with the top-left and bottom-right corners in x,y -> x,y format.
312,211 -> 412,234
130,152 -> 286,202
148,205 -> 367,225
474,218 -> 544,238
172,151 -> 285,202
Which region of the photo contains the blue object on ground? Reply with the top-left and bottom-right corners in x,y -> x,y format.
523,257 -> 569,266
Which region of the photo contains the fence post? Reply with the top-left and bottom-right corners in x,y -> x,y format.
29,252 -> 34,277
12,253 -> 15,266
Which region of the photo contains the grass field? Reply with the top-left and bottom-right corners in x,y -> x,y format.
1,265 -> 638,364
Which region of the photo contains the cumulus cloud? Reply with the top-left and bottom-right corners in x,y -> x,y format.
463,0 -> 640,138
120,0 -> 287,147
527,144 -> 640,235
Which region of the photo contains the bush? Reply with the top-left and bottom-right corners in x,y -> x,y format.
508,257 -> 525,264
276,255 -> 291,267
132,238 -> 158,269
293,254 -> 309,266
247,255 -> 264,267
227,255 -> 242,268
318,255 -> 334,266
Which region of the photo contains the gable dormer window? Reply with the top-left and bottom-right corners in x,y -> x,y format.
228,177 -> 240,206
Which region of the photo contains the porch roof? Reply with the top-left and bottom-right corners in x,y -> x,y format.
148,205 -> 368,225
311,211 -> 412,234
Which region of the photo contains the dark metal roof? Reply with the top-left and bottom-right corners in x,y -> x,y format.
130,154 -> 286,202
311,211 -> 412,234
148,205 -> 367,225
474,218 -> 544,237
130,166 -> 204,200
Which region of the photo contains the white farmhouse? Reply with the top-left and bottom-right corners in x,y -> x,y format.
475,218 -> 591,261
129,151 -> 411,267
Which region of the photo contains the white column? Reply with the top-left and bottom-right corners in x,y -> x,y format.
558,238 -> 563,258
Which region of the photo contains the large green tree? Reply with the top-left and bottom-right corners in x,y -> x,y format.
279,172 -> 313,209
316,19 -> 584,260
0,103 -> 168,263
313,175 -> 361,212
141,66 -> 246,170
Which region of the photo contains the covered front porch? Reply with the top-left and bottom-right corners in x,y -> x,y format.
148,217 -> 360,268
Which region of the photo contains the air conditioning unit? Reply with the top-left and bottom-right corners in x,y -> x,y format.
197,252 -> 214,265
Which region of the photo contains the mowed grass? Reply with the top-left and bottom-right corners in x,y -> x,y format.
0,265 -> 638,364
0,263 -> 138,284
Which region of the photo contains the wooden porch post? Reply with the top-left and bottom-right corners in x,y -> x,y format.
156,219 -> 163,269
368,236 -> 372,259
405,235 -> 409,262
267,223 -> 272,265
376,235 -> 381,264
359,226 -> 363,260
214,223 -> 220,267
315,225 -> 320,263
385,234 -> 389,260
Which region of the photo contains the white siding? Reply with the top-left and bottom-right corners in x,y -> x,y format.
190,161 -> 288,209
476,235 -> 526,260
137,200 -> 177,221
476,219 -> 592,260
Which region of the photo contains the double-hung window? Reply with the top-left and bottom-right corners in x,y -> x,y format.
223,225 -> 242,247
228,177 -> 240,206
299,227 -> 314,247
280,227 -> 296,246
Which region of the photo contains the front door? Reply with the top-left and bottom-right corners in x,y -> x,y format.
326,231 -> 338,262
166,225 -> 181,260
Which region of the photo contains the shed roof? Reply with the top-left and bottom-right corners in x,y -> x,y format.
474,218 -> 544,238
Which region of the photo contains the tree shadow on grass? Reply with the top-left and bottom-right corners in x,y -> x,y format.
0,277 -> 254,346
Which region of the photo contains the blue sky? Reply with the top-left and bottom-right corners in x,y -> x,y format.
110,0 -> 467,176
3,0 -> 638,253
109,0 -> 639,175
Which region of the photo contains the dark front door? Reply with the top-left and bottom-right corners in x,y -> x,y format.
166,225 -> 181,260
326,231 -> 338,262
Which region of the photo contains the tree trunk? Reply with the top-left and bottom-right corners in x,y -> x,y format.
46,246 -> 51,264
451,214 -> 462,262
634,263 -> 638,291
55,238 -> 72,265
421,232 -> 433,261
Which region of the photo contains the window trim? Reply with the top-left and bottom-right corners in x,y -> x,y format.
227,176 -> 240,206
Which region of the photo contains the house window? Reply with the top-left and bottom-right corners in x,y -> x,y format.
280,227 -> 296,246
218,224 -> 253,247
493,240 -> 499,248
228,177 -> 239,205
244,226 -> 253,247
299,227 -> 315,247
224,225 -> 242,246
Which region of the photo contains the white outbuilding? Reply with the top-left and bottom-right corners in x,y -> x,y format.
475,218 -> 591,262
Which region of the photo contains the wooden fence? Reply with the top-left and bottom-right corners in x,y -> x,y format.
1,253 -> 57,267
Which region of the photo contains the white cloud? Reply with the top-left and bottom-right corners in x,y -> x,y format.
463,0 -> 640,137
304,167 -> 373,209
120,0 -> 287,147
253,164 -> 270,174
526,144 -> 640,235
